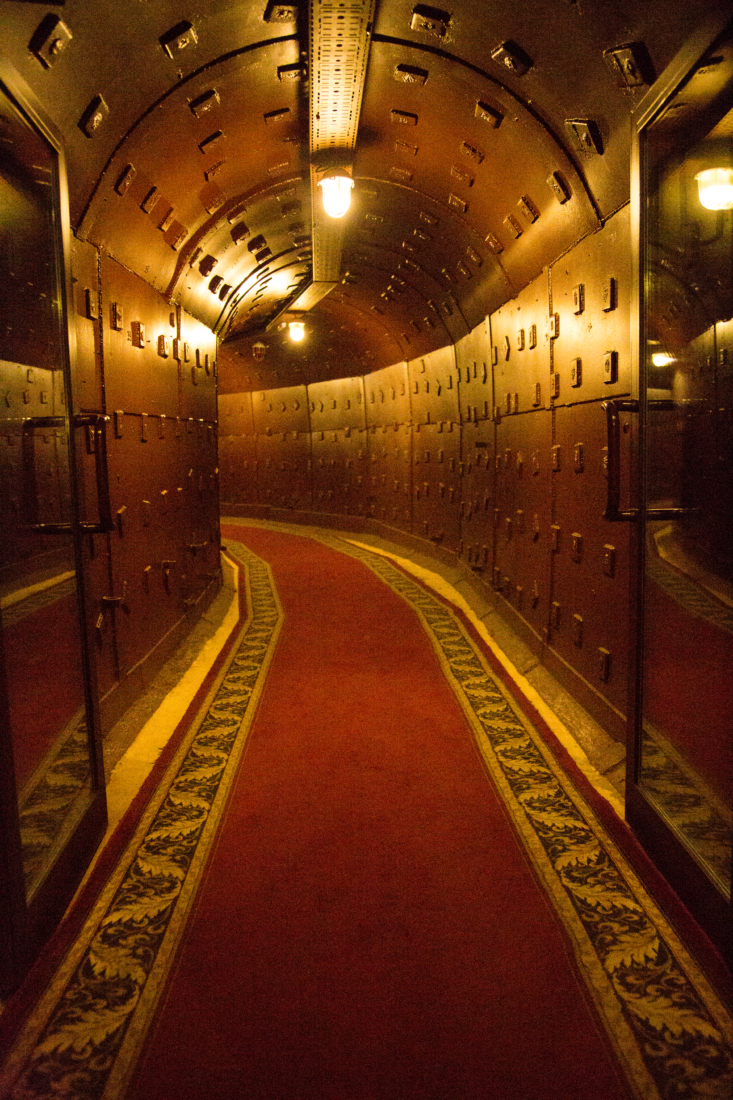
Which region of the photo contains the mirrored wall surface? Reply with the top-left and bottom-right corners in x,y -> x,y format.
0,86 -> 94,901
641,32 -> 733,899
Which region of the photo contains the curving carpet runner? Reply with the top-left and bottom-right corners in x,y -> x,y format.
1,522 -> 731,1100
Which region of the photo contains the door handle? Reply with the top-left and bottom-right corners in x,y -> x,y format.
22,413 -> 113,534
602,398 -> 696,522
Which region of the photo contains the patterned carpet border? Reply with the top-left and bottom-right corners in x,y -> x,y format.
0,546 -> 283,1100
3,523 -> 732,1100
295,524 -> 733,1100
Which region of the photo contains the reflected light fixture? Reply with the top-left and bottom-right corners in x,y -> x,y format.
289,320 -> 306,342
318,170 -> 354,219
652,351 -> 675,367
694,167 -> 733,210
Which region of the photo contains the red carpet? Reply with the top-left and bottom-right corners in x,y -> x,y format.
644,579 -> 733,807
125,526 -> 634,1100
3,593 -> 84,790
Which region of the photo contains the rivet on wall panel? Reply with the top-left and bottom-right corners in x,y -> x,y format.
451,166 -> 473,187
395,63 -> 428,84
491,41 -> 532,76
570,358 -> 582,387
395,140 -> 418,157
84,288 -> 98,321
410,5 -> 450,37
547,172 -> 571,203
391,109 -> 418,126
573,284 -> 585,314
518,195 -> 539,223
461,142 -> 484,164
504,214 -> 522,239
572,533 -> 583,562
158,335 -> 170,358
131,321 -> 145,349
598,648 -> 611,682
278,63 -> 304,81
80,95 -> 109,138
475,100 -> 504,127
602,277 -> 617,311
565,118 -> 603,155
448,194 -> 468,213
572,613 -> 583,647
160,21 -> 198,58
549,312 -> 559,339
603,545 -> 616,577
31,14 -> 73,68
264,108 -> 291,125
517,329 -> 525,351
158,207 -> 174,231
551,445 -> 561,471
189,90 -> 220,118
603,350 -> 618,384
114,165 -> 136,196
199,131 -> 224,155
140,187 -> 158,213
574,443 -> 584,472
485,232 -> 503,254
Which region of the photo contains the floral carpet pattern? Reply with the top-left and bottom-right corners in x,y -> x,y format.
1,527 -> 731,1100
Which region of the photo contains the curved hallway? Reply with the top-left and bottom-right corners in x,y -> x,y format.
1,522 -> 731,1099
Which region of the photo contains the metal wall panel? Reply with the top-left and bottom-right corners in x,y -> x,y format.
219,433 -> 258,506
408,345 -> 458,425
218,392 -> 254,437
550,402 -> 630,713
366,423 -> 412,531
491,273 -> 551,415
411,421 -> 462,549
101,254 -> 180,418
551,206 -> 632,405
459,418 -> 495,572
455,318 -> 492,425
493,410 -> 552,637
364,362 -> 410,426
70,237 -> 103,412
311,427 -> 365,516
308,376 -> 366,432
251,385 -> 310,436
255,431 -> 311,511
180,311 -> 218,423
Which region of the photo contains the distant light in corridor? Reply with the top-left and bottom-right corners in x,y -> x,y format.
695,167 -> 733,210
652,352 -> 675,367
289,321 -> 305,342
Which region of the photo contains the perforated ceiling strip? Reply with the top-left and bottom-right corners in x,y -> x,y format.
309,0 -> 376,285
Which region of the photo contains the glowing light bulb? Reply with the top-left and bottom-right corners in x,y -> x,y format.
318,172 -> 354,219
652,352 -> 675,367
695,168 -> 733,211
289,321 -> 305,342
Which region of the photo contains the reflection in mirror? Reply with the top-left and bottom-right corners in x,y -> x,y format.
641,35 -> 733,897
0,88 -> 93,899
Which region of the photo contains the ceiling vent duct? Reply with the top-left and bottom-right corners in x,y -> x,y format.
308,0 -> 376,293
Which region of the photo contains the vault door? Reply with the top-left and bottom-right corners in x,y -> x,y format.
628,23 -> 733,962
0,82 -> 108,991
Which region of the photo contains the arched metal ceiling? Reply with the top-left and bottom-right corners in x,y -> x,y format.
2,0 -> 727,389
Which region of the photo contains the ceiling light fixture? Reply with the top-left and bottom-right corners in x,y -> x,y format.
318,170 -> 355,219
695,167 -> 733,210
289,320 -> 306,342
651,351 -> 675,367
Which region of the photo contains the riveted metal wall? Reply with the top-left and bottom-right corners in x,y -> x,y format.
551,206 -> 632,404
219,207 -> 639,736
66,243 -> 221,728
551,402 -> 630,715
